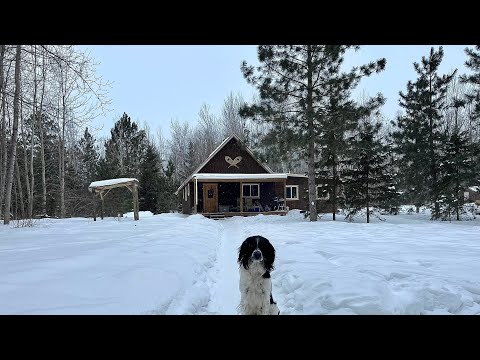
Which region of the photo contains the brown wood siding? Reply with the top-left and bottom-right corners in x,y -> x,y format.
466,189 -> 480,202
286,177 -> 308,211
198,138 -> 269,174
181,182 -> 194,214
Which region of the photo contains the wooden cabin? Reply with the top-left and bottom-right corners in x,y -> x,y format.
174,135 -> 314,218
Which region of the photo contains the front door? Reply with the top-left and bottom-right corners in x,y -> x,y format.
203,183 -> 218,213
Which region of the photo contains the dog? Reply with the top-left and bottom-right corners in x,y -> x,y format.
237,235 -> 280,315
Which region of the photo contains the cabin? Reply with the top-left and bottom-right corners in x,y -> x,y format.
464,185 -> 480,205
174,135 -> 314,218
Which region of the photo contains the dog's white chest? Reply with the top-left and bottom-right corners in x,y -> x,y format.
239,265 -> 271,315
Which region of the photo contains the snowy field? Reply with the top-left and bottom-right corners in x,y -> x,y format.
1,209 -> 480,315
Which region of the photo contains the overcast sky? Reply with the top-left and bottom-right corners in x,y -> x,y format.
79,45 -> 473,140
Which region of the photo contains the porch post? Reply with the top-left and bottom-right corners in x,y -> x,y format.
133,182 -> 139,221
240,181 -> 243,212
194,177 -> 198,214
284,179 -> 287,211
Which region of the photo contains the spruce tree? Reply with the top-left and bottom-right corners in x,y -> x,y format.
104,112 -> 147,179
139,143 -> 161,213
240,45 -> 386,221
391,81 -> 430,212
157,159 -> 180,213
438,130 -> 479,220
78,127 -> 99,185
343,118 -> 391,223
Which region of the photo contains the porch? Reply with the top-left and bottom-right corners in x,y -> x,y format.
188,173 -> 289,216
203,211 -> 287,219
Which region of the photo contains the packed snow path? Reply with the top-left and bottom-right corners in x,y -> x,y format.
1,210 -> 480,315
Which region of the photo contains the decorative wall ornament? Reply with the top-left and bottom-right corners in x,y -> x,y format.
225,155 -> 242,168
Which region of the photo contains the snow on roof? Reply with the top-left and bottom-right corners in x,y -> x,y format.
287,173 -> 308,178
89,178 -> 138,189
192,173 -> 288,180
468,186 -> 479,192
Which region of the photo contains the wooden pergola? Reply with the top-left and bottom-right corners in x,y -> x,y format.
88,178 -> 140,221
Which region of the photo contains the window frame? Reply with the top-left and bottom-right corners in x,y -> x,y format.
286,185 -> 299,200
242,183 -> 260,199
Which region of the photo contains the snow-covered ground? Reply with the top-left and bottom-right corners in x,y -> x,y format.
1,210 -> 479,315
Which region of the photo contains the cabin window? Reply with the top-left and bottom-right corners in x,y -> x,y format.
208,189 -> 214,198
464,191 -> 469,201
242,184 -> 260,198
286,185 -> 299,200
317,185 -> 330,200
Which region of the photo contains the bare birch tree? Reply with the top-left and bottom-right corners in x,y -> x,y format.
3,45 -> 22,225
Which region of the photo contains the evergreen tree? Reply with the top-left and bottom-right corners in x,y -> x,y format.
379,142 -> 401,214
461,45 -> 480,119
139,143 -> 161,213
184,140 -> 196,177
104,112 -> 147,179
438,130 -> 479,220
391,81 -> 430,212
97,113 -> 147,217
157,159 -> 180,213
78,127 -> 99,185
392,47 -> 456,219
343,118 -> 391,223
240,45 -> 386,221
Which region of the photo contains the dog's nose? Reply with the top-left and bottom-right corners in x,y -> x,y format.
253,250 -> 262,260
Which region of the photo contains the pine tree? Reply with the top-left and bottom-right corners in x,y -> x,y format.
392,47 -> 456,219
438,130 -> 479,220
391,81 -> 430,212
104,112 -> 147,179
379,142 -> 401,214
461,45 -> 480,119
157,159 -> 180,213
184,140 -> 196,177
139,143 -> 161,213
240,45 -> 386,221
78,127 -> 99,185
343,118 -> 391,223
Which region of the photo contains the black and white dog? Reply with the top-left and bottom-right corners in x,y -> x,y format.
237,235 -> 280,315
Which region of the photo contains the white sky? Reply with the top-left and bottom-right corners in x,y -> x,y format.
79,45 -> 473,140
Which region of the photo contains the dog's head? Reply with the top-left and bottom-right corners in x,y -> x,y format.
238,235 -> 275,272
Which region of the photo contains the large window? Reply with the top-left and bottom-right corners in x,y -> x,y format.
242,183 -> 260,198
286,185 -> 299,200
317,185 -> 330,200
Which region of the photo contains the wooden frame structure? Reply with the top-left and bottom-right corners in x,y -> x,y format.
88,178 -> 139,221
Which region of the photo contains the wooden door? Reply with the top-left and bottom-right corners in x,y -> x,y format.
203,183 -> 218,213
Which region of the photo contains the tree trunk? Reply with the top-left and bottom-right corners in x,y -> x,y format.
28,45 -> 38,219
60,92 -> 66,218
366,171 -> 370,224
21,99 -> 31,215
306,45 -> 318,222
0,45 -> 5,219
332,161 -> 337,221
40,117 -> 47,216
4,45 -> 22,225
456,164 -> 460,221
428,75 -> 439,219
15,156 -> 25,219
40,52 -> 47,217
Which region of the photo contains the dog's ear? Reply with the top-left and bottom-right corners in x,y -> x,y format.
262,239 -> 275,272
238,242 -> 250,270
